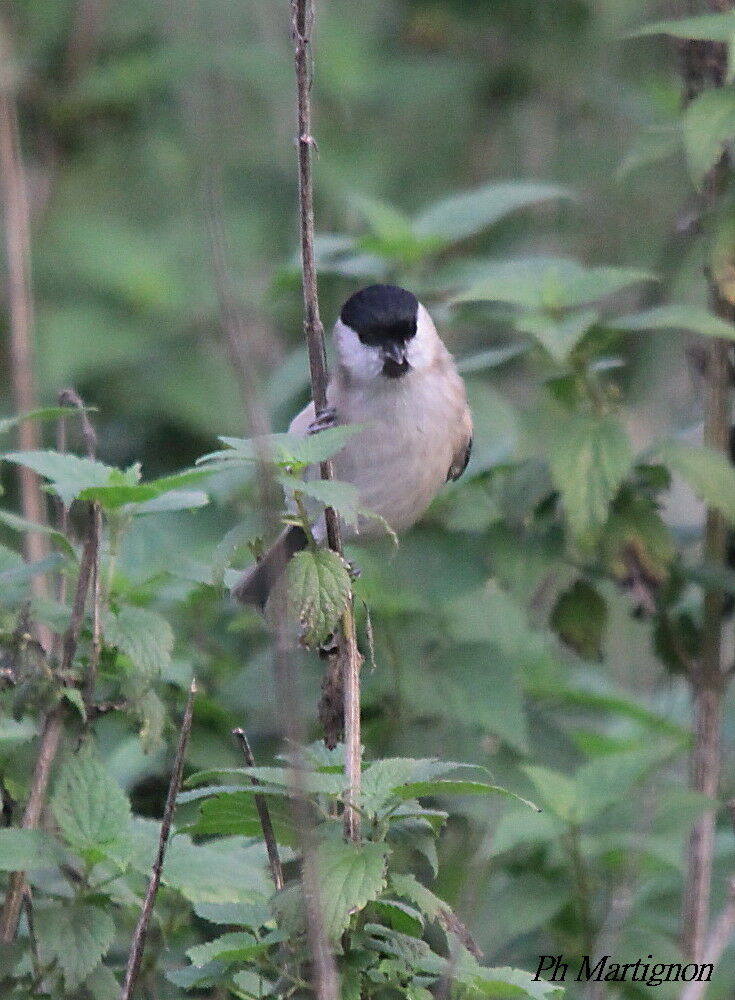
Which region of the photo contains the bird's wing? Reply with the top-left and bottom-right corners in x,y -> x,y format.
447,405 -> 474,482
288,400 -> 317,436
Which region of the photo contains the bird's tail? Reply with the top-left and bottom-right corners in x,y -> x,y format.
232,525 -> 308,608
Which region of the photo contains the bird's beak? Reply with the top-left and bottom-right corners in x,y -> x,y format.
382,342 -> 407,366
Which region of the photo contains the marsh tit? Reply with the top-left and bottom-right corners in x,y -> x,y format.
234,283 -> 473,607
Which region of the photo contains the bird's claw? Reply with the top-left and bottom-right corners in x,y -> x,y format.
307,407 -> 337,435
346,560 -> 361,581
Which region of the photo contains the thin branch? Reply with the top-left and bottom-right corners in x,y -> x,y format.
120,678 -> 196,1000
290,0 -> 362,843
0,711 -> 64,941
0,43 -> 47,580
677,6 -> 734,961
232,728 -> 284,891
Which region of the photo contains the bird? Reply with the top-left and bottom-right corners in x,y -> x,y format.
234,283 -> 473,607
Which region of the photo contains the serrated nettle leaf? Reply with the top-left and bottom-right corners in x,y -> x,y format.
412,181 -> 572,244
610,303 -> 735,341
280,474 -> 361,527
389,872 -> 444,920
515,308 -> 599,364
35,904 -> 115,991
317,839 -> 390,942
103,605 -> 174,679
51,754 -> 131,863
628,11 -> 735,41
452,257 -> 655,311
280,548 -> 351,648
549,413 -> 632,539
83,962 -> 120,1000
197,426 -> 362,468
0,405 -> 97,436
658,441 -> 735,523
3,451 -> 126,508
359,757 -> 492,816
0,828 -> 66,870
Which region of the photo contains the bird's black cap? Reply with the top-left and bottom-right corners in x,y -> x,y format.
340,284 -> 418,348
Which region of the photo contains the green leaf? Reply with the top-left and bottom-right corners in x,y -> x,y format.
0,715 -> 38,748
83,963 -> 120,1000
456,344 -> 529,374
466,965 -> 564,999
80,468 -> 212,508
35,904 -> 115,991
412,181 -> 572,244
628,12 -> 735,41
51,754 -> 131,863
550,580 -> 608,659
394,780 -> 539,810
0,406 -> 96,436
129,818 -> 272,903
317,839 -> 390,942
389,872 -> 445,920
549,413 -> 632,539
3,451 -> 124,508
103,605 -> 174,679
0,509 -> 77,559
618,126 -> 681,178
127,489 -> 210,514
0,828 -> 65,870
516,308 -> 599,363
280,548 -> 351,647
658,441 -> 735,523
0,553 -> 64,583
198,426 -> 362,469
187,930 -> 283,967
452,257 -> 655,311
371,899 -> 424,937
611,303 -> 735,341
280,474 -> 361,527
682,88 -> 735,187
193,901 -> 272,928
522,765 -> 578,822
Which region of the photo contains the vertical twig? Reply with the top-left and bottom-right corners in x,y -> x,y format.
677,8 -> 734,960
232,728 -> 284,891
204,191 -> 339,1000
290,0 -> 362,843
0,41 -> 47,577
120,679 -> 196,1000
0,394 -> 101,940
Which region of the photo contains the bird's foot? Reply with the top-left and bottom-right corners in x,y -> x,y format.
307,407 -> 337,435
345,559 -> 361,581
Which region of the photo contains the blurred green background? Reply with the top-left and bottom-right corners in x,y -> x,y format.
3,0 -> 734,996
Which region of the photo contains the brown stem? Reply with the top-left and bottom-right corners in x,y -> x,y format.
290,0 -> 361,843
120,678 -> 196,1000
232,728 -> 284,891
0,48 -> 48,610
0,710 -> 64,941
677,8 -> 734,961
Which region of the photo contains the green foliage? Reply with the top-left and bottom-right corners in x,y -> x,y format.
51,754 -> 132,865
280,548 -> 352,647
3,2 -> 735,997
